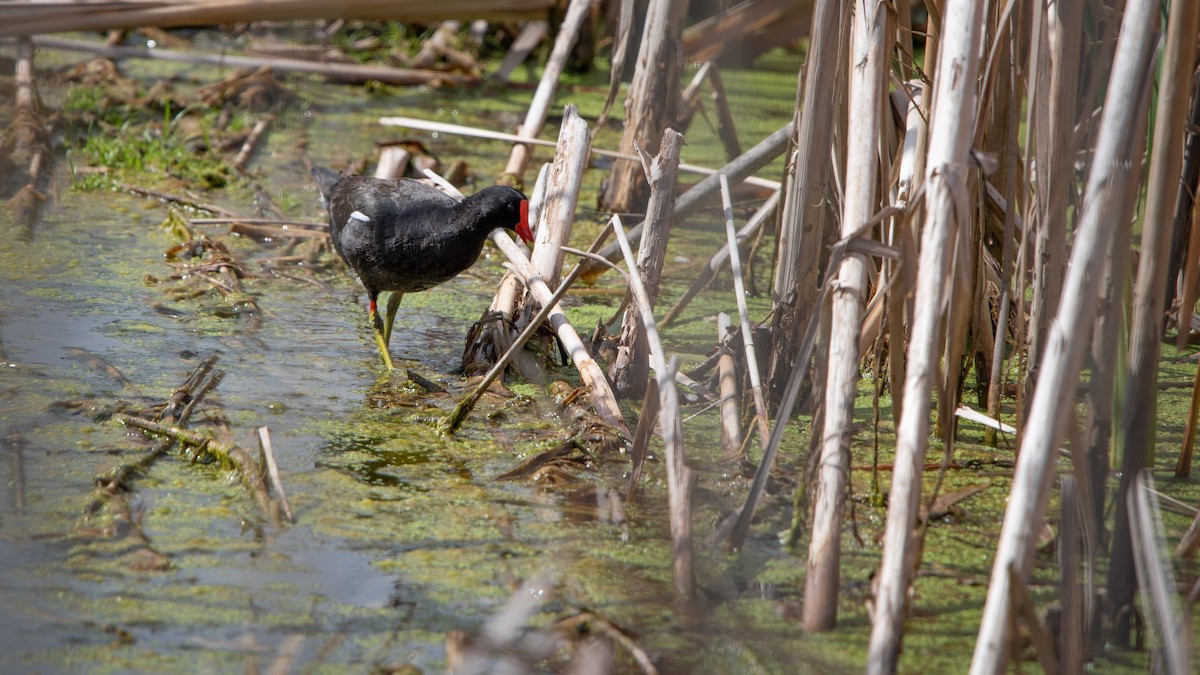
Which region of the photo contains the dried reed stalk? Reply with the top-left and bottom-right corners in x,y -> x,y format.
767,0 -> 843,403
661,189 -> 780,327
719,175 -> 769,450
380,115 -> 780,187
611,214 -> 696,602
33,36 -> 481,86
115,414 -> 279,524
488,231 -> 628,434
611,130 -> 684,398
3,0 -> 553,39
491,20 -> 548,83
1109,0 -> 1200,643
500,0 -> 595,183
972,1 -> 1160,669
804,0 -> 888,633
1025,0 -> 1082,414
602,0 -> 689,213
716,314 -> 743,460
873,9 -> 989,644
585,122 -> 793,275
1128,472 -> 1192,674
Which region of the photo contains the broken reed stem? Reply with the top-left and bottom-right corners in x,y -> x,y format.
626,378 -> 660,503
374,146 -> 412,180
722,226 -> 883,550
585,121 -> 793,273
501,0 -> 595,182
380,116 -> 779,189
1177,351 -> 1200,477
611,214 -> 668,388
975,0 -> 1160,665
707,64 -> 742,160
611,130 -> 684,397
420,167 -> 466,199
675,61 -> 713,130
611,214 -> 696,602
486,230 -> 628,434
233,115 -> 273,171
524,104 -> 588,292
177,369 -> 223,427
1128,472 -> 1192,674
717,313 -> 744,460
257,427 -> 294,523
89,436 -> 173,510
719,175 -> 769,451
85,356 -> 222,519
491,20 -> 548,83
114,414 -> 277,525
32,36 -> 481,86
560,611 -> 660,675
661,189 -> 780,327
442,255 -> 588,434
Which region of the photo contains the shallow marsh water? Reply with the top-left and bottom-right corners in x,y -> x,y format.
0,49 -> 808,674
1,39 -> 1194,674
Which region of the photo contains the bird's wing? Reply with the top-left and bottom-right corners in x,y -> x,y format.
338,209 -> 376,254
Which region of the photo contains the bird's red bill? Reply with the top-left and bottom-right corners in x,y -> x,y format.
516,199 -> 534,243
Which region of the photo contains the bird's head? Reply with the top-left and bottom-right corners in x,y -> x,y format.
471,186 -> 534,244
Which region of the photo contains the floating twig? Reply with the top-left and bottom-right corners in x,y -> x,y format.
80,355 -> 221,567
64,347 -> 142,395
230,222 -> 329,240
597,0 -> 635,127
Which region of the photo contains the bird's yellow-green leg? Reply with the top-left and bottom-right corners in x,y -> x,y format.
382,292 -> 404,348
368,296 -> 395,371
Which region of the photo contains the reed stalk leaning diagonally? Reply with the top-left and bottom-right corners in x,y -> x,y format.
971,0 -> 1160,670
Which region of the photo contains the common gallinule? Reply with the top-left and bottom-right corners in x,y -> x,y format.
312,167 -> 533,370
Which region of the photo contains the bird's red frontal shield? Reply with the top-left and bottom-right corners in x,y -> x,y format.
516,199 -> 533,243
